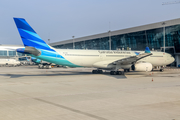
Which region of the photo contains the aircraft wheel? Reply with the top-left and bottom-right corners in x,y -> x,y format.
160,69 -> 164,72
45,65 -> 48,69
110,71 -> 116,75
98,70 -> 103,74
42,65 -> 47,69
124,69 -> 130,72
116,71 -> 122,75
39,65 -> 43,69
45,65 -> 51,69
92,70 -> 97,74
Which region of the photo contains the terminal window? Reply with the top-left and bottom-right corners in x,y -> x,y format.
17,52 -> 25,56
0,50 -> 7,56
9,51 -> 16,56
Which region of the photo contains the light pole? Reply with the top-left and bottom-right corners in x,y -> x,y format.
72,36 -> 75,49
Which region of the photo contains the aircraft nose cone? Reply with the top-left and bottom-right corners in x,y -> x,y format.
169,57 -> 175,64
172,57 -> 175,63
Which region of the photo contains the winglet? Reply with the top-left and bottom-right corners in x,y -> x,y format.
145,47 -> 151,53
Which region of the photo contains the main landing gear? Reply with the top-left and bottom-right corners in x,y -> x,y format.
124,69 -> 130,72
110,71 -> 124,75
92,70 -> 103,74
92,70 -> 124,75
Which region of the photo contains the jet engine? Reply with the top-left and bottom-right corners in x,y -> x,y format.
132,62 -> 153,72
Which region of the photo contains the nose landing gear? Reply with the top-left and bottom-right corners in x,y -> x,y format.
160,69 -> 164,72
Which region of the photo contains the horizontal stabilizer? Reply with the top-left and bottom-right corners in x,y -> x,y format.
17,47 -> 41,56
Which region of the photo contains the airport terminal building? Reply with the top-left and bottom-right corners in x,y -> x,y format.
51,18 -> 180,67
0,45 -> 24,58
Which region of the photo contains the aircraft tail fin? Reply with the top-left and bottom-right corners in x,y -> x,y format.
13,18 -> 54,51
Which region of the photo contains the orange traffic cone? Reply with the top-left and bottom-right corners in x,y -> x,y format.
152,78 -> 153,82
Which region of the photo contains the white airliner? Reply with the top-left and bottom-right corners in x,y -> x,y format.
14,18 -> 175,75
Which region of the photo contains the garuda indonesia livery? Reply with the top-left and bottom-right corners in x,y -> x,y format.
14,18 -> 175,75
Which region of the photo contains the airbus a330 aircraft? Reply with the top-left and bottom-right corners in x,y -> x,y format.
14,18 -> 175,75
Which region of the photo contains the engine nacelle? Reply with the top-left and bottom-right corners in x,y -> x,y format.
132,62 -> 153,72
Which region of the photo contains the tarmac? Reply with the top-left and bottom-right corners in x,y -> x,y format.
0,66 -> 180,120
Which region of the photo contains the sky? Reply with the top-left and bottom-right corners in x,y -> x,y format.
0,0 -> 180,45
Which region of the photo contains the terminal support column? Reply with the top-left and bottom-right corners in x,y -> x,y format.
163,26 -> 165,52
109,30 -> 111,50
162,22 -> 166,52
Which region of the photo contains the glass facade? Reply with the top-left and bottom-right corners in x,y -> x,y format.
17,52 -> 25,56
53,24 -> 180,55
0,51 -> 7,56
9,51 -> 17,56
54,43 -> 73,49
166,25 -> 180,53
0,50 -> 25,57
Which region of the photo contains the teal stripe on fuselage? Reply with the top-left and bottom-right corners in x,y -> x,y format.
32,55 -> 81,67
28,48 -> 81,67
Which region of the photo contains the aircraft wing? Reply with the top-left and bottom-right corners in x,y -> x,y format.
111,53 -> 153,65
93,52 -> 153,68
